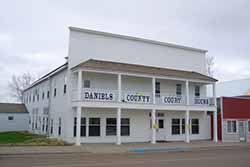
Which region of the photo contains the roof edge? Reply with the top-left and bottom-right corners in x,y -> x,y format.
69,26 -> 208,53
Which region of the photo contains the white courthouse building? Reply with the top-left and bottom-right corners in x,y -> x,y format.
23,27 -> 218,145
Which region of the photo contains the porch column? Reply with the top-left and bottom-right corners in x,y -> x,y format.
185,110 -> 190,143
151,109 -> 156,144
185,80 -> 189,105
213,83 -> 216,106
116,108 -> 121,145
78,70 -> 82,100
152,77 -> 156,104
76,107 -> 81,146
213,110 -> 218,142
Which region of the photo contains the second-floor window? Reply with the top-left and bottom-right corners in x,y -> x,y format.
176,84 -> 182,96
63,84 -> 67,94
155,81 -> 160,96
54,88 -> 57,97
47,91 -> 50,99
195,86 -> 200,97
42,92 -> 45,100
84,80 -> 90,88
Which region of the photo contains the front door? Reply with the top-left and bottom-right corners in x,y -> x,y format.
156,119 -> 165,141
239,121 -> 246,141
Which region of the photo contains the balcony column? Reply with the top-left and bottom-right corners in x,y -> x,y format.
152,77 -> 156,104
116,108 -> 121,145
151,109 -> 156,144
185,110 -> 190,143
213,83 -> 216,106
76,107 -> 81,146
77,70 -> 82,101
185,80 -> 189,105
118,74 -> 121,102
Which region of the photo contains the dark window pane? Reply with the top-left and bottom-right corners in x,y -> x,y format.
191,119 -> 199,134
172,119 -> 180,135
182,119 -> 185,134
158,119 -> 164,129
89,118 -> 100,136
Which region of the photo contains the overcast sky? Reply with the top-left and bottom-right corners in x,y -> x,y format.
0,0 -> 250,102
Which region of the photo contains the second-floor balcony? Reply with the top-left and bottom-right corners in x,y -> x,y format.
72,88 -> 215,106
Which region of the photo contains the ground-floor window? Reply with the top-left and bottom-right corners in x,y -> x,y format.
121,118 -> 130,136
227,120 -> 237,133
73,117 -> 86,137
89,118 -> 100,136
106,118 -> 116,136
171,119 -> 180,135
248,121 -> 250,132
50,119 -> 53,135
58,117 -> 62,136
46,118 -> 48,133
191,119 -> 199,134
181,119 -> 185,134
42,117 -> 45,132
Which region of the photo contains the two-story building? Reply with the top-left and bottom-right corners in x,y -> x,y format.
23,27 -> 218,145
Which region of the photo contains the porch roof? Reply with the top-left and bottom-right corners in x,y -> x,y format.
72,59 -> 217,82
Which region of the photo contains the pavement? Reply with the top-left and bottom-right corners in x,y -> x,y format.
0,140 -> 250,154
1,146 -> 250,167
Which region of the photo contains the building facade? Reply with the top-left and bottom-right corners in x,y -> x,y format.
0,103 -> 29,132
23,27 -> 218,145
218,97 -> 250,142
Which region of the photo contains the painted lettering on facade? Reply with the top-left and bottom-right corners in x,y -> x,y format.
84,91 -> 115,101
194,98 -> 209,105
162,96 -> 182,104
125,93 -> 151,103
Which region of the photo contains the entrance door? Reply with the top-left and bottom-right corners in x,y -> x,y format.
156,119 -> 165,141
239,121 -> 246,141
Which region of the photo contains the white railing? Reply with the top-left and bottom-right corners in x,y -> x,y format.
121,91 -> 153,104
191,97 -> 215,106
155,94 -> 186,105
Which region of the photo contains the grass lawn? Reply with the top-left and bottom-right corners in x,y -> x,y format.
0,131 -> 66,146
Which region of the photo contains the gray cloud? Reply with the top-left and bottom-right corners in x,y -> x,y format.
0,0 -> 250,101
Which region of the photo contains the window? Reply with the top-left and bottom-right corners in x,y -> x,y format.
89,118 -> 100,136
182,118 -> 185,134
155,81 -> 160,96
227,120 -> 237,133
50,119 -> 53,135
248,121 -> 250,132
195,86 -> 200,97
158,119 -> 164,129
84,80 -> 91,88
106,118 -> 117,136
54,88 -> 57,97
63,84 -> 67,94
42,117 -> 45,132
42,92 -> 45,100
37,94 -> 39,101
47,91 -> 50,99
33,95 -> 35,102
8,116 -> 14,120
176,84 -> 182,96
121,118 -> 130,136
58,117 -> 62,136
46,118 -> 48,133
171,119 -> 180,135
191,119 -> 199,134
73,117 -> 86,137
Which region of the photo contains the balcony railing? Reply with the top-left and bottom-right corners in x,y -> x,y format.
72,88 -> 215,106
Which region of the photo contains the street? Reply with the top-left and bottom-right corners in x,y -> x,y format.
1,147 -> 250,167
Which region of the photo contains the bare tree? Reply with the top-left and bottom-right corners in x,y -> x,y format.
206,55 -> 215,77
8,72 -> 35,102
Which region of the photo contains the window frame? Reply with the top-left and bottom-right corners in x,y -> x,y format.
226,120 -> 237,134
191,118 -> 199,134
106,118 -> 117,136
176,84 -> 182,96
121,118 -> 130,136
155,81 -> 160,96
171,118 -> 180,135
8,116 -> 14,121
195,85 -> 200,97
88,118 -> 101,137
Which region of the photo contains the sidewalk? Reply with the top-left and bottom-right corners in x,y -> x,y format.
1,141 -> 250,155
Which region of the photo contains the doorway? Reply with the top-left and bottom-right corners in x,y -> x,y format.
238,121 -> 246,142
